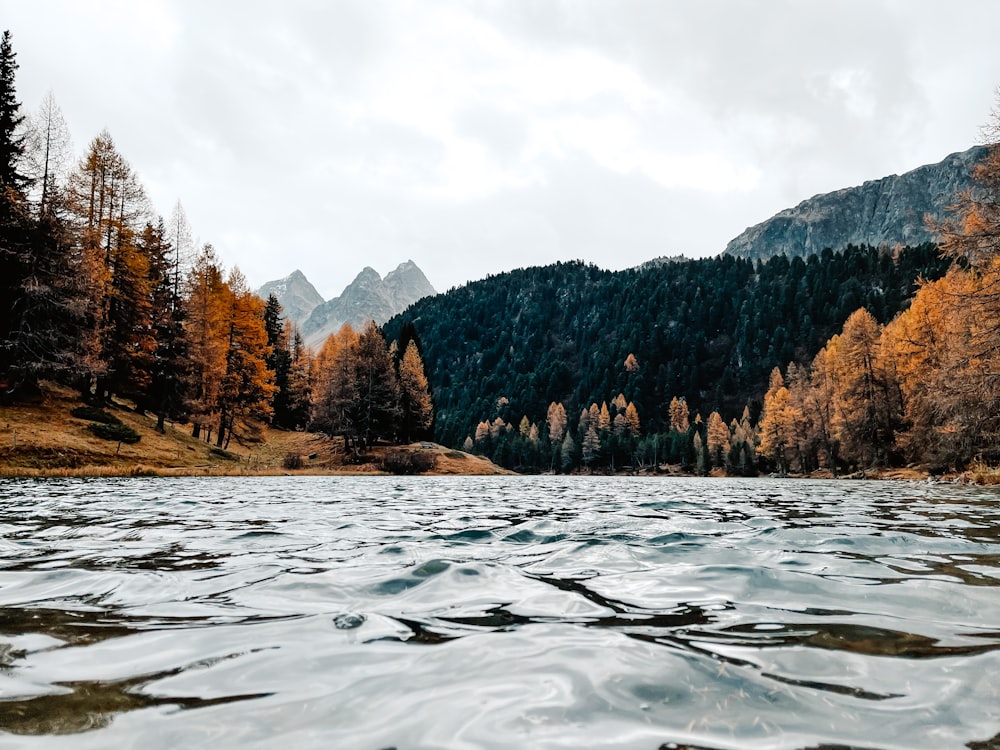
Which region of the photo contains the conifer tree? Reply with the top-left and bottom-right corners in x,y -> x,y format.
215,268 -> 275,447
353,322 -> 399,449
706,410 -> 729,467
23,91 -> 72,216
581,424 -> 600,468
560,430 -> 576,472
758,367 -> 798,474
546,401 -> 567,444
139,220 -> 189,431
598,401 -> 611,432
624,402 -> 641,437
184,244 -> 228,439
669,396 -> 690,434
397,339 -> 433,441
66,130 -> 150,399
283,324 -> 312,429
0,31 -> 25,192
263,293 -> 295,428
0,35 -> 85,397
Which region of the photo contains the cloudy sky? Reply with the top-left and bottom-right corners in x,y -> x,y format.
3,1 -> 999,298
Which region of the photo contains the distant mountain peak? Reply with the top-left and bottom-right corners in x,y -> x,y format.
724,146 -> 986,260
301,260 -> 437,347
256,269 -> 325,325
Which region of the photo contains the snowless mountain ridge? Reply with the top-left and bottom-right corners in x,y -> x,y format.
256,260 -> 437,348
724,146 -> 986,260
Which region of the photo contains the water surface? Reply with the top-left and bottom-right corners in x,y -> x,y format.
1,476 -> 999,749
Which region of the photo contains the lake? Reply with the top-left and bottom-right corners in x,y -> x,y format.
1,476 -> 999,749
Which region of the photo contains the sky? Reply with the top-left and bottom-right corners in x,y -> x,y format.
3,1 -> 999,299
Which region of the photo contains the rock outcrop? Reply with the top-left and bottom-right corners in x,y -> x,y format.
724,146 -> 986,260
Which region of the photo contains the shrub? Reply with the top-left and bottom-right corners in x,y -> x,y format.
209,447 -> 240,461
71,406 -> 121,425
282,453 -> 304,470
379,449 -> 438,475
87,422 -> 141,444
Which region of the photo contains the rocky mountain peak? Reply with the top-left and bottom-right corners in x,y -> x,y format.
299,261 -> 437,347
724,146 -> 986,260
255,269 -> 325,325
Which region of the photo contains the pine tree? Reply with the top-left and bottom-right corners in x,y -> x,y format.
706,410 -> 729,467
66,130 -> 150,399
581,423 -> 600,467
0,33 -> 87,398
828,308 -> 893,468
139,221 -> 189,431
546,401 -> 567,444
560,430 -> 576,472
758,367 -> 799,474
669,396 -> 690,434
353,322 -> 399,449
184,244 -> 228,439
23,91 -> 72,216
397,339 -> 433,441
283,324 -> 312,429
310,325 -> 361,445
263,293 -> 295,427
215,268 -> 275,448
0,31 -> 26,192
598,401 -> 611,432
624,401 -> 641,437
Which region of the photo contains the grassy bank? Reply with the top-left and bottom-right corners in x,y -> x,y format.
0,383 -> 511,478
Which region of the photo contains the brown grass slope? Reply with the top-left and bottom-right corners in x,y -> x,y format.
0,383 -> 512,477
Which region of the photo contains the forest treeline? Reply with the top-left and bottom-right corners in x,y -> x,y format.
0,31 -> 432,451
384,243 -> 951,473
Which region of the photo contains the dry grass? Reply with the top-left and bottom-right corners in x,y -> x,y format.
0,382 -> 511,477
965,459 -> 1000,485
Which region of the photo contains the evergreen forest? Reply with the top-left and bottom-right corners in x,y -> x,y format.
384,245 -> 950,472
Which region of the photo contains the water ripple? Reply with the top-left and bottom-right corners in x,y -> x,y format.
1,476 -> 999,749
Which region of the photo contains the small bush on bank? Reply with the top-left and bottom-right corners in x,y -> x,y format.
209,447 -> 240,462
283,453 -> 304,470
87,422 -> 141,444
379,449 -> 438,475
71,406 -> 121,425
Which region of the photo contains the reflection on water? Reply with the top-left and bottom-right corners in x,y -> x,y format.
1,476 -> 1000,749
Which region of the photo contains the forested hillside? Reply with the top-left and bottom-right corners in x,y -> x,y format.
384,244 -> 949,466
0,31 -> 433,459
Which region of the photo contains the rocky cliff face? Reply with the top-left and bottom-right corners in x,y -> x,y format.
255,269 -> 325,326
724,146 -> 986,260
301,260 -> 436,346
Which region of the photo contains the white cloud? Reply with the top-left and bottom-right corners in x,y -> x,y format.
4,0 -> 999,298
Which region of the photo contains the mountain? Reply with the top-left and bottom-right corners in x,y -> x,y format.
724,146 -> 986,260
301,260 -> 436,346
256,269 -> 325,326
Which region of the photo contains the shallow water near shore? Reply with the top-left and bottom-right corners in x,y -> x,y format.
1,475 -> 999,749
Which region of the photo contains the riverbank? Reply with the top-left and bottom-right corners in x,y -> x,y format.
0,383 -> 512,477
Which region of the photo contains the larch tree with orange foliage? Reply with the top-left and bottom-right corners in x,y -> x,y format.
183,244 -> 229,440
214,268 -> 276,448
757,368 -> 800,475
827,308 -> 899,469
923,98 -> 1000,464
397,339 -> 433,441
